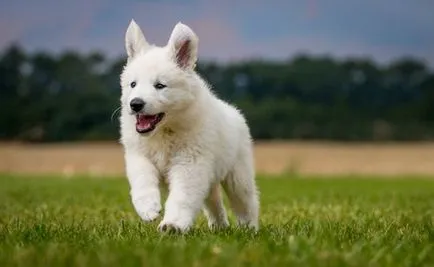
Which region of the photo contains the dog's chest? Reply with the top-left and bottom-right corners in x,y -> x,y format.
143,138 -> 176,177
148,149 -> 170,174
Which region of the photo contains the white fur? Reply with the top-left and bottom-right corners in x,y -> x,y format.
119,20 -> 259,233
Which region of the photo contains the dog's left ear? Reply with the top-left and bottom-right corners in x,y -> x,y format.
125,19 -> 150,59
167,22 -> 198,70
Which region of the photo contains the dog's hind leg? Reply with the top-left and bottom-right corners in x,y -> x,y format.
202,183 -> 229,230
222,150 -> 259,230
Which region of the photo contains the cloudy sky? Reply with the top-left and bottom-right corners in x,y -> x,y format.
1,0 -> 433,66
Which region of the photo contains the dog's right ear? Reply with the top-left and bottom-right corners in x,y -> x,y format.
125,19 -> 150,59
167,22 -> 198,70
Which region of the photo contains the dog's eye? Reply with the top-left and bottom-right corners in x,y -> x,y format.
130,81 -> 136,88
154,83 -> 167,90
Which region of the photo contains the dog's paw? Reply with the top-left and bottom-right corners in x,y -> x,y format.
208,220 -> 230,231
132,196 -> 161,222
158,220 -> 190,234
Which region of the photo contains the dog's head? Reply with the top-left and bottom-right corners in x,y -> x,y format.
120,20 -> 199,134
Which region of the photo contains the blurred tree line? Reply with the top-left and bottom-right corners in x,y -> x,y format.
1,44 -> 434,142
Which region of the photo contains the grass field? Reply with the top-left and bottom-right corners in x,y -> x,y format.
1,174 -> 433,267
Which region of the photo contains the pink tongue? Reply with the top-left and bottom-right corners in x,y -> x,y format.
137,115 -> 156,129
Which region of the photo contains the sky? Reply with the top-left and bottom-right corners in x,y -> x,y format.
1,0 -> 433,66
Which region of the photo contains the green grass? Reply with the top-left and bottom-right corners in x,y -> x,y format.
0,174 -> 433,267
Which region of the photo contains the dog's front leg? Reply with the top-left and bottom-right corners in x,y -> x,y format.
125,151 -> 161,222
158,162 -> 211,233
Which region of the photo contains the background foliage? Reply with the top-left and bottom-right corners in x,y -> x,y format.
1,44 -> 433,142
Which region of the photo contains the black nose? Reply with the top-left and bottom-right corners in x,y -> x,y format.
130,98 -> 145,112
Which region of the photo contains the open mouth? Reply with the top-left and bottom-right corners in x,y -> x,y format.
135,113 -> 165,133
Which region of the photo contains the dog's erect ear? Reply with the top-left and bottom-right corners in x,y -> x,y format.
125,19 -> 150,59
167,22 -> 198,70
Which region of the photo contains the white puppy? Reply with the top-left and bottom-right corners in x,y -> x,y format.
119,20 -> 259,233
